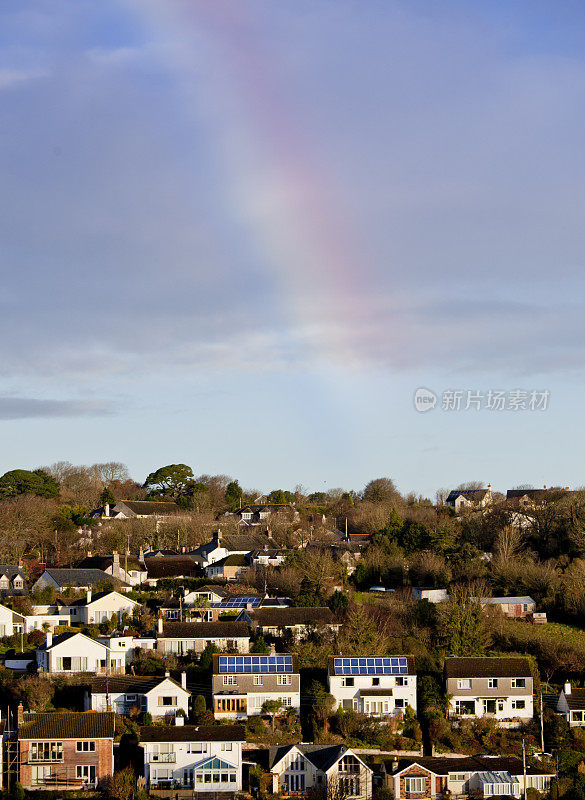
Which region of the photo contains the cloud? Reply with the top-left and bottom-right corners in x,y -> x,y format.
0,68 -> 46,90
0,397 -> 114,420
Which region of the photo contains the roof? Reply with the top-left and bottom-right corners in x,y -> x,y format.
562,688 -> 585,710
39,631 -> 105,652
77,555 -> 144,572
506,488 -> 568,500
482,596 -> 535,605
0,565 -> 25,579
209,554 -> 249,569
146,557 -> 199,579
19,712 -> 115,740
246,607 -> 338,627
220,534 -> 279,552
213,653 -> 299,674
445,657 -> 532,679
388,756 -> 554,777
161,621 -> 250,640
447,489 -> 489,503
87,675 -> 186,695
328,655 -> 416,676
40,568 -> 130,589
270,744 -> 363,773
115,500 -> 181,516
67,590 -> 138,608
140,724 -> 245,743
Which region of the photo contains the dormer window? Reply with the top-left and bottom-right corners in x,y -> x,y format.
241,513 -> 252,520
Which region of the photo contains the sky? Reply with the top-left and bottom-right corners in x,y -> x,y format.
1,0 -> 585,498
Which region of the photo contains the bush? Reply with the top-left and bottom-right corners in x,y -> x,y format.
142,712 -> 153,725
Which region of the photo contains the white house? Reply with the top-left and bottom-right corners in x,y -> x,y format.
32,568 -> 130,593
140,721 -> 245,792
36,631 -> 125,675
66,589 -> 141,626
85,673 -> 191,718
445,657 -> 533,725
212,653 -> 300,719
76,551 -> 148,587
328,656 -> 417,718
411,588 -> 450,604
446,487 -> 492,513
557,684 -> 585,726
269,744 -> 372,800
25,613 -> 70,632
156,620 -> 250,656
0,603 -> 26,637
96,634 -> 138,664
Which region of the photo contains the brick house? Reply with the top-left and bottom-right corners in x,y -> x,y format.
17,709 -> 115,790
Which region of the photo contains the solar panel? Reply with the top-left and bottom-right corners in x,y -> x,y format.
218,655 -> 294,673
209,597 -> 261,609
333,657 -> 409,675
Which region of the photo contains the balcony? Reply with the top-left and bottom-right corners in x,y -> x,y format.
148,753 -> 176,763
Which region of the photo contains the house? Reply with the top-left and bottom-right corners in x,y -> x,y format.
226,504 -> 299,527
145,556 -> 200,586
212,653 -> 300,718
94,500 -> 183,519
84,673 -> 190,718
36,631 -> 125,675
76,551 -> 147,586
506,487 -> 570,508
557,683 -> 585,725
140,721 -> 245,792
161,591 -> 261,623
327,656 -> 417,718
305,542 -> 362,575
25,612 -> 70,632
383,755 -> 554,799
190,530 -> 278,568
205,554 -> 250,581
156,619 -> 250,655
477,596 -> 536,619
237,606 -> 340,640
446,487 -> 492,513
445,657 -> 533,725
0,565 -> 27,596
17,708 -> 115,790
411,588 -> 450,604
96,634 -> 139,663
65,589 -> 141,626
269,744 -> 372,800
32,568 -> 130,594
0,602 -> 26,636
248,549 -> 287,568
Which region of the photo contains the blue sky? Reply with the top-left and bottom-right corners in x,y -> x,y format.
1,1 -> 585,497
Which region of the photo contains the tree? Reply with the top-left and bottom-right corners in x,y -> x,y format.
307,681 -> 335,735
225,481 -> 243,509
100,486 -> 116,506
328,590 -> 349,614
193,694 -> 207,721
362,478 -> 400,505
339,605 -> 381,654
107,766 -> 136,800
0,468 -> 59,499
440,582 -> 492,655
199,642 -> 219,671
11,782 -> 25,800
261,699 -> 284,731
250,636 -> 270,654
52,504 -> 91,532
143,464 -> 194,499
267,489 -> 295,504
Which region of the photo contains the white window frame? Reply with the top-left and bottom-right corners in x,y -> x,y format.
511,678 -> 526,688
457,679 -> 471,689
223,675 -> 237,685
488,678 -> 498,689
405,777 -> 426,793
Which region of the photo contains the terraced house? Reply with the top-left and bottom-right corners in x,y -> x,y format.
445,657 -> 533,725
212,653 -> 300,718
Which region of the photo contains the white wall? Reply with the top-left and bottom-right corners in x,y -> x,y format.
328,673 -> 417,715
142,738 -> 242,791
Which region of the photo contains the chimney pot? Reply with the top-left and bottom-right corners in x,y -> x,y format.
181,671 -> 187,690
46,631 -> 53,649
565,682 -> 572,695
86,588 -> 92,604
158,617 -> 163,634
17,702 -> 23,726
165,670 -> 170,678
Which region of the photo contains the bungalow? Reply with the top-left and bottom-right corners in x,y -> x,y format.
446,487 -> 492,513
237,606 -> 340,640
226,504 -> 300,527
212,652 -> 300,719
17,708 -> 115,790
76,551 -> 147,587
94,500 -> 183,519
477,596 -> 536,619
66,589 -> 141,626
445,657 -> 533,725
0,565 -> 26,596
32,568 -> 130,594
328,656 -> 417,718
383,755 -> 554,799
269,744 -> 372,800
0,602 -> 26,636
557,683 -> 585,726
156,619 -> 250,655
190,530 -> 278,568
140,721 -> 245,792
36,631 -> 125,675
205,554 -> 250,581
84,673 -> 190,718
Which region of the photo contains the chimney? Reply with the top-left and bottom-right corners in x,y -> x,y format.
139,545 -> 145,564
175,715 -> 184,726
391,758 -> 399,773
165,670 -> 170,678
17,702 -> 23,727
18,556 -> 22,568
112,551 -> 121,579
543,485 -> 547,489
217,528 -> 222,541
565,682 -> 572,695
269,643 -> 276,656
181,671 -> 187,690
87,550 -> 92,558
104,503 -> 110,517
46,631 -> 52,649
158,617 -> 163,634
86,588 -> 92,604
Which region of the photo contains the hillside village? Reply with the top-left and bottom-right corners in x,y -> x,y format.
0,465 -> 584,799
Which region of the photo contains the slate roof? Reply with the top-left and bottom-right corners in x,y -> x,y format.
161,621 -> 250,639
388,756 -> 553,777
506,488 -> 568,501
270,744 -> 360,773
328,655 -> 416,675
40,568 -> 130,589
116,500 -> 181,516
146,557 -> 200,579
19,712 -> 115,740
445,657 -> 532,679
77,555 -> 144,572
87,675 -> 186,694
67,590 -> 138,608
245,607 -> 338,628
212,653 -> 299,674
38,631 -> 103,652
482,596 -> 535,605
208,554 -> 249,569
0,565 -> 25,580
447,489 -> 490,503
140,724 -> 245,743
562,688 -> 585,710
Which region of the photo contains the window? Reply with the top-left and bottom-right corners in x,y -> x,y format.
488,678 -> 498,689
483,699 -> 497,714
511,700 -> 526,710
31,742 -> 63,761
221,743 -> 232,751
31,766 -> 52,785
254,675 -> 263,685
76,741 -> 95,752
394,699 -> 405,708
396,676 -> 407,686
453,775 -> 467,782
76,765 -> 96,784
511,678 -> 526,688
457,679 -> 471,689
223,675 -> 237,685
372,677 -> 380,686
278,674 -> 292,685
342,677 -> 354,687
158,696 -> 177,706
455,700 -> 475,715
573,711 -> 584,722
188,743 -> 207,753
405,777 -> 426,793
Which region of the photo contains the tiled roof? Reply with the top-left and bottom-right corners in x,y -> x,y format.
140,724 -> 245,743
87,675 -> 186,694
0,565 -> 25,579
447,489 -> 489,502
77,555 -> 144,572
208,554 -> 249,568
146,557 -> 200,579
41,568 -> 130,588
67,590 -> 138,608
161,621 -> 250,639
563,688 -> 585,710
445,657 -> 532,679
389,756 -> 553,777
246,607 -> 337,627
269,744 -> 355,772
19,712 -> 115,740
116,500 -> 181,515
